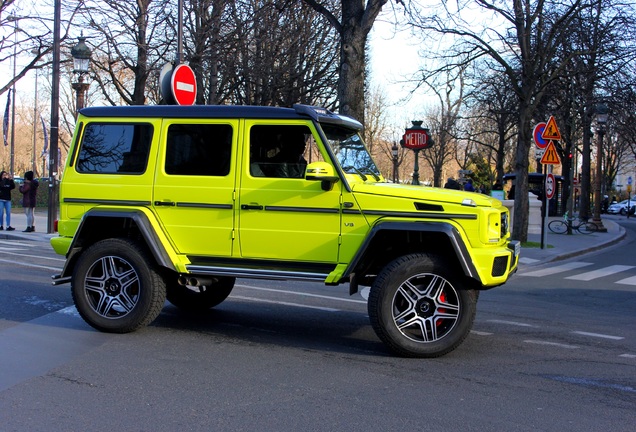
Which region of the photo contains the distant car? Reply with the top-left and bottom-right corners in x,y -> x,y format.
607,199 -> 636,215
12,176 -> 24,184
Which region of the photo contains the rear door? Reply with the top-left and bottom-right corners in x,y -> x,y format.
152,120 -> 238,256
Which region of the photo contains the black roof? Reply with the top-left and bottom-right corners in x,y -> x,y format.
78,104 -> 363,130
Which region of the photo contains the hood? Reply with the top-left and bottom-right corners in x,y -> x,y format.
350,182 -> 501,207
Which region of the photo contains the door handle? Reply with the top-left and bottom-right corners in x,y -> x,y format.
241,204 -> 264,210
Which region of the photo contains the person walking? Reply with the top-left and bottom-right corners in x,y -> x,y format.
0,170 -> 16,231
19,171 -> 39,232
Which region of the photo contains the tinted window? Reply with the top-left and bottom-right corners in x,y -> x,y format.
165,124 -> 233,176
76,123 -> 153,174
249,125 -> 315,178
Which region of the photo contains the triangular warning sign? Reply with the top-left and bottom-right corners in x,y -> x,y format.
541,116 -> 562,140
540,141 -> 561,165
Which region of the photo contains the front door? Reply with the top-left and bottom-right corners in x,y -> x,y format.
237,121 -> 342,263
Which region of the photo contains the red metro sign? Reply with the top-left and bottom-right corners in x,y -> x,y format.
401,121 -> 432,150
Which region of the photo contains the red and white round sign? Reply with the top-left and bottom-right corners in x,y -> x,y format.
171,64 -> 197,105
545,173 -> 555,200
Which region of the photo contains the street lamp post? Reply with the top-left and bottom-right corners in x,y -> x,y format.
71,35 -> 92,118
592,103 -> 608,232
392,142 -> 398,183
8,15 -> 19,177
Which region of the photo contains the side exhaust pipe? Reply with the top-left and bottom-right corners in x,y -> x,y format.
177,275 -> 217,287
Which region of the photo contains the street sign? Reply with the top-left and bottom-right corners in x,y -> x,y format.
545,173 -> 555,199
402,127 -> 431,150
171,64 -> 197,105
540,141 -> 561,165
533,122 -> 548,149
542,116 -> 562,141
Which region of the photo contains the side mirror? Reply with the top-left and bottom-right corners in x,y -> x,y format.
305,162 -> 339,191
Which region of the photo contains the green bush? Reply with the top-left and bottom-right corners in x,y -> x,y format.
9,181 -> 50,208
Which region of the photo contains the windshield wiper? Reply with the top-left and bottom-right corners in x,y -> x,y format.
342,165 -> 368,181
359,167 -> 380,181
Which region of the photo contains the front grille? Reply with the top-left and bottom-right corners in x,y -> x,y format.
492,256 -> 509,277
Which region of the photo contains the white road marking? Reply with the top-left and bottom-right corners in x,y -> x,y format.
571,331 -> 624,340
616,275 -> 636,286
237,284 -> 366,304
487,319 -> 536,327
565,265 -> 635,281
470,330 -> 493,336
519,257 -> 539,264
524,340 -> 579,349
619,354 -> 636,359
230,295 -> 339,312
519,261 -> 592,277
0,258 -> 61,272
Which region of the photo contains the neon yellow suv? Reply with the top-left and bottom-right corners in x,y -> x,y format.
51,104 -> 519,358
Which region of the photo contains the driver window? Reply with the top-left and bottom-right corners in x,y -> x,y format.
249,125 -> 322,178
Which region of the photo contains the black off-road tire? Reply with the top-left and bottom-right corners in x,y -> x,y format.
166,277 -> 235,311
368,253 -> 478,358
71,238 -> 166,333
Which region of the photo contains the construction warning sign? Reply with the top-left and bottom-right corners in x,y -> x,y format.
541,116 -> 562,141
540,141 -> 561,165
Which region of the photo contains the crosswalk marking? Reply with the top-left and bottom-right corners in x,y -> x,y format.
565,265 -> 635,281
519,261 -> 593,277
518,261 -> 636,286
616,275 -> 636,286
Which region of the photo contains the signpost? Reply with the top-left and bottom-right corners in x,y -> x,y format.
536,117 -> 563,247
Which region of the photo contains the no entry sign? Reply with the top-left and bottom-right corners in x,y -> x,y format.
171,64 -> 197,105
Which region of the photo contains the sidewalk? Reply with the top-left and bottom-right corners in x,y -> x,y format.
520,216 -> 626,266
0,208 -> 628,266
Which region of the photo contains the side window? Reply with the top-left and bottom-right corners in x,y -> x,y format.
76,123 -> 153,174
165,124 -> 233,176
249,125 -> 321,178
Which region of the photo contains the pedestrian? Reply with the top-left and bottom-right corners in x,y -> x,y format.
18,171 -> 39,232
444,177 -> 461,190
0,170 -> 16,231
464,178 -> 475,192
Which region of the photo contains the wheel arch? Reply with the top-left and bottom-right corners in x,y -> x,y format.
344,221 -> 480,292
59,208 -> 175,280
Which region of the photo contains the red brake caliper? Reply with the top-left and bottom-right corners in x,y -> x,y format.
436,291 -> 447,327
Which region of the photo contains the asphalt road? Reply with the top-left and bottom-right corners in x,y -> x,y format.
0,225 -> 634,431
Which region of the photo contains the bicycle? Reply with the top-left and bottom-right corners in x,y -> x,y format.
548,212 -> 598,235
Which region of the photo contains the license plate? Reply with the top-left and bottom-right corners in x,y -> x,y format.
508,240 -> 521,258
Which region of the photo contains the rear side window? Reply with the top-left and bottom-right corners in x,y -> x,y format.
165,124 -> 233,176
76,123 -> 153,174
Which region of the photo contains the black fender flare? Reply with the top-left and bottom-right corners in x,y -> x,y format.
344,221 -> 479,293
59,208 -> 175,280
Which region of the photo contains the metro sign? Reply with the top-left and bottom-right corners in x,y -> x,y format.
402,125 -> 432,150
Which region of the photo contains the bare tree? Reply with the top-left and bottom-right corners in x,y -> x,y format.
302,0 -> 390,124
409,0 -> 592,241
76,0 -> 173,105
218,0 -> 339,107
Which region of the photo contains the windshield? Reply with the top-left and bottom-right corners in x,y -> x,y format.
320,123 -> 382,181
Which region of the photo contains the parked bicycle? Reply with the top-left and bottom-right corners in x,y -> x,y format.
548,212 -> 598,235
